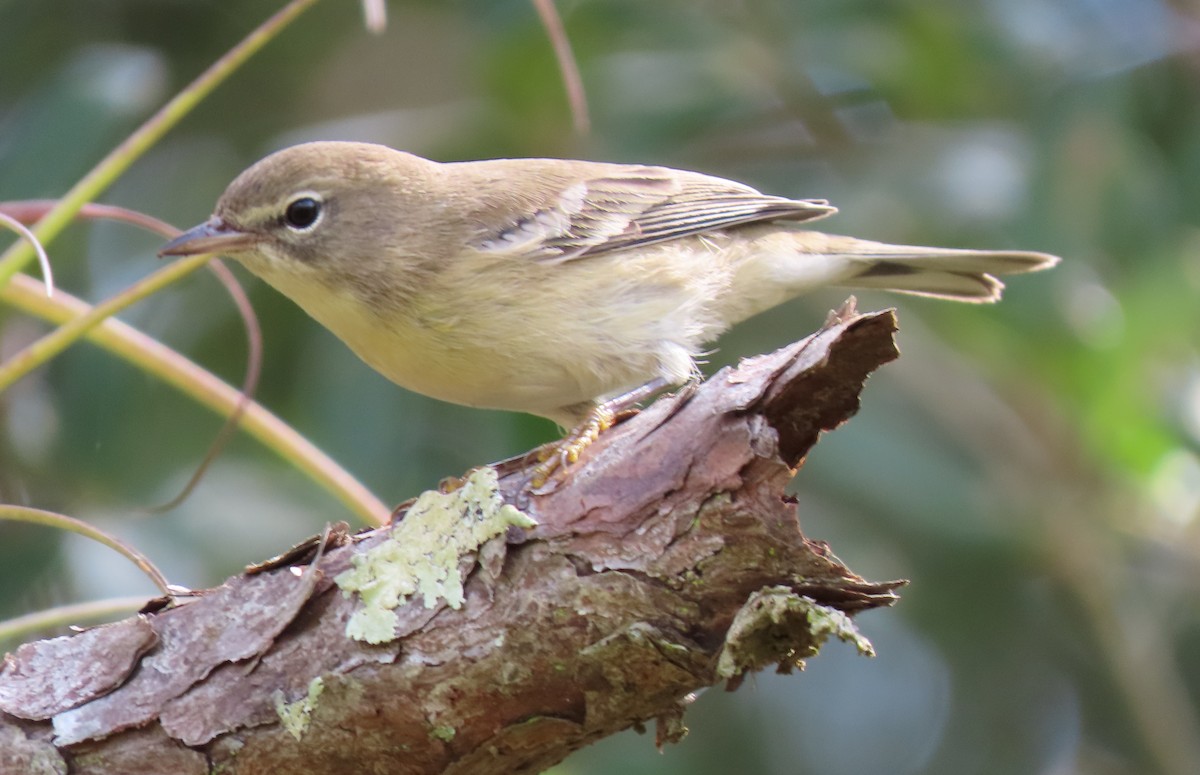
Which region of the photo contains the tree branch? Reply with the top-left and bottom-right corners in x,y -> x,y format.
0,307 -> 903,774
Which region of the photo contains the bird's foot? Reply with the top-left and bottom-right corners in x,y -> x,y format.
529,404 -> 616,489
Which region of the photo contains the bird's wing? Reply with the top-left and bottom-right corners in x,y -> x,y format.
467,165 -> 837,263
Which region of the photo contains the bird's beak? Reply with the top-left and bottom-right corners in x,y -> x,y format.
158,218 -> 260,258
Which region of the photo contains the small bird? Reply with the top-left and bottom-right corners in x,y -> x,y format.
161,141 -> 1058,440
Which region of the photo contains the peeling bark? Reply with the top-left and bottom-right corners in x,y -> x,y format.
0,308 -> 905,774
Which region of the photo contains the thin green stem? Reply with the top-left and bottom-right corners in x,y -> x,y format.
0,212 -> 53,295
1,273 -> 391,525
0,505 -> 171,596
0,0 -> 321,287
0,253 -> 214,393
0,597 -> 151,644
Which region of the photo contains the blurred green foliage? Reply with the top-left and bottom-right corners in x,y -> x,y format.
3,1 -> 1200,773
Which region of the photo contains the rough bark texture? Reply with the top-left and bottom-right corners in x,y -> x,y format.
0,308 -> 903,775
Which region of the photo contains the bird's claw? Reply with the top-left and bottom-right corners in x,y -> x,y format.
528,404 -> 615,488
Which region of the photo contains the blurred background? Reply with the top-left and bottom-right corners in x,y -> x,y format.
2,0 -> 1198,772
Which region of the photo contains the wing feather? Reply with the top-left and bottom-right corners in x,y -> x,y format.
467,164 -> 835,262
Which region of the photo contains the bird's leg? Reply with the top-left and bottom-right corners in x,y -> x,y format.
529,377 -> 673,489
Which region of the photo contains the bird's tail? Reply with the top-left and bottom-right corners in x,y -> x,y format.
839,241 -> 1058,302
720,230 -> 1059,325
780,232 -> 1060,304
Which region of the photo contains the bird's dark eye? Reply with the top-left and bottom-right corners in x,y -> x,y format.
284,196 -> 322,231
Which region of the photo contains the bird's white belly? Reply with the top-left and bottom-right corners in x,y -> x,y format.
258,268 -> 642,421
250,239 -> 731,423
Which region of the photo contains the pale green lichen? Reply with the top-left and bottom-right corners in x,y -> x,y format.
275,676 -> 325,741
805,600 -> 875,657
716,588 -> 874,679
336,467 -> 536,644
430,725 -> 457,742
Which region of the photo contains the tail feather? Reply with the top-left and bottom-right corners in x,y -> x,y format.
728,231 -> 1059,321
849,262 -> 1004,302
847,246 -> 1059,275
814,235 -> 1060,303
